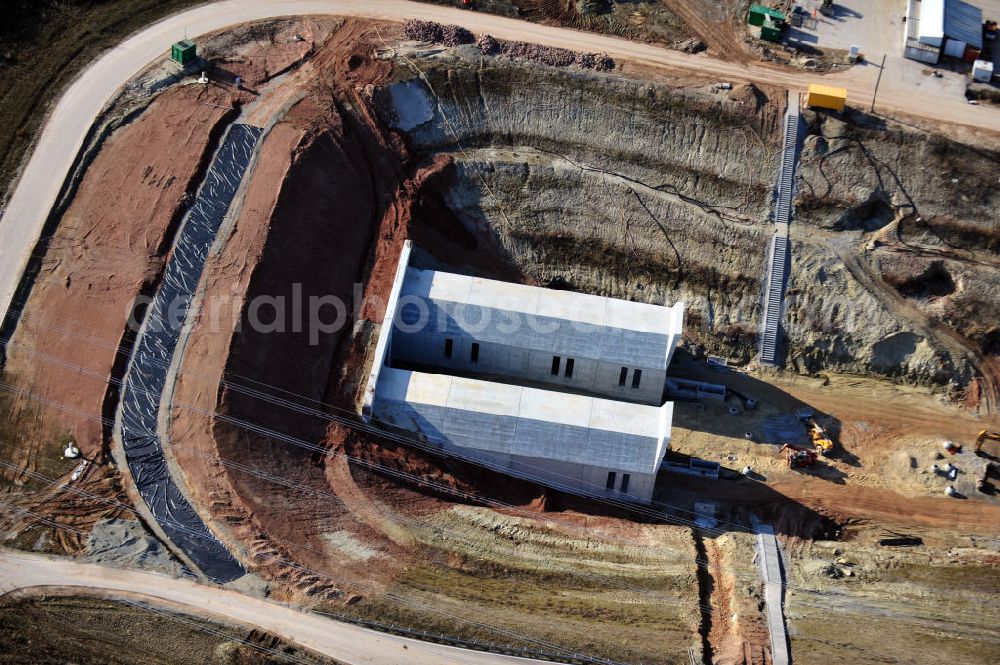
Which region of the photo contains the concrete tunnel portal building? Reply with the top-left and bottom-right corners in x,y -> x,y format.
363,241 -> 684,503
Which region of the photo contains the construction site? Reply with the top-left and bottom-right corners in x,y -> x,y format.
0,2 -> 999,665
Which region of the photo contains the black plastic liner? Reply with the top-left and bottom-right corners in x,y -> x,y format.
120,124 -> 262,583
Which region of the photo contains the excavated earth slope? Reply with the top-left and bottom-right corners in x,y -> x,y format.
4,15 -> 1000,665
397,49 -> 1000,397
0,22 -> 342,570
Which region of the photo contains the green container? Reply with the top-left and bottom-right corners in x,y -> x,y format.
748,4 -> 786,27
171,40 -> 196,66
761,24 -> 782,42
761,16 -> 783,43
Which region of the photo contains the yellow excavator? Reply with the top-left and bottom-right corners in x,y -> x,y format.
795,409 -> 835,456
806,419 -> 835,456
974,430 -> 1000,456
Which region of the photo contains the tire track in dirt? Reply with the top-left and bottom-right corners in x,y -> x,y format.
665,469 -> 1000,535
773,475 -> 1000,533
324,443 -> 416,549
660,0 -> 752,63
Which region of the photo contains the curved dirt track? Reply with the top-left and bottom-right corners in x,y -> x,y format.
0,549 -> 549,665
1,0 -> 999,333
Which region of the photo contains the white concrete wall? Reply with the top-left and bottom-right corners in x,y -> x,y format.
387,433 -> 657,503
371,379 -> 662,503
506,454 -> 656,503
392,327 -> 666,404
362,241 -> 413,418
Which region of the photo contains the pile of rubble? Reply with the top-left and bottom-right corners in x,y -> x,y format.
404,19 -> 614,71
404,19 -> 475,46
482,33 -> 615,70
675,38 -> 707,54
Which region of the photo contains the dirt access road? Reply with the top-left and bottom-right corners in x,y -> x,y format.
0,549 -> 551,665
1,1 -> 998,335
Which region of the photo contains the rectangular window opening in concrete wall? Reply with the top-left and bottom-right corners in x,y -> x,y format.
551,355 -> 561,376
606,471 -> 616,490
632,369 -> 642,389
621,473 -> 630,493
444,338 -> 453,359
619,367 -> 628,386
565,358 -> 574,378
471,342 -> 480,363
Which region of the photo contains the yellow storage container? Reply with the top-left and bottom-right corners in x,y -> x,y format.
806,84 -> 847,111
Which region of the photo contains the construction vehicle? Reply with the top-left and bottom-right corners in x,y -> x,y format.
782,444 -> 817,469
974,430 -> 1000,456
806,419 -> 835,455
795,408 -> 835,455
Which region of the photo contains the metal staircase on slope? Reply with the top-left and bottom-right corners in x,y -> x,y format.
759,95 -> 800,365
760,235 -> 789,364
774,110 -> 798,224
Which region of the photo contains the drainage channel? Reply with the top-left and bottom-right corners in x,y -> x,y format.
753,519 -> 790,665
691,530 -> 714,664
116,123 -> 262,583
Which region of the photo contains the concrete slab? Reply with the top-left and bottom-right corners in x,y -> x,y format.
798,0 -> 905,57
755,522 -> 790,665
760,414 -> 810,446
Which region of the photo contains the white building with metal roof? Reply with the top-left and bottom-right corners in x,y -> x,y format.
374,368 -> 672,502
389,264 -> 684,406
916,0 -> 983,50
361,241 -> 684,504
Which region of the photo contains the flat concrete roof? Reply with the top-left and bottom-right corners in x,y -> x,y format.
398,266 -> 684,369
919,0 -> 946,44
376,368 -> 672,474
402,267 -> 682,335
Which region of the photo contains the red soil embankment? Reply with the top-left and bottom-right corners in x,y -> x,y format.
665,471 -> 1000,536
1,17 -> 333,482
2,84 -> 237,468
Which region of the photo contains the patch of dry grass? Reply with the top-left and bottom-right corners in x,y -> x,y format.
0,0 -> 207,205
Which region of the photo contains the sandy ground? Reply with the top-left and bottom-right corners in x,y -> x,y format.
784,537 -> 1000,665
796,0 -> 903,56
154,22 -> 710,663
0,548 -> 551,665
0,593 -> 343,665
793,0 -> 991,116
0,19 -> 333,559
666,359 -> 1000,536
661,0 -> 752,63
167,20 -> 426,594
